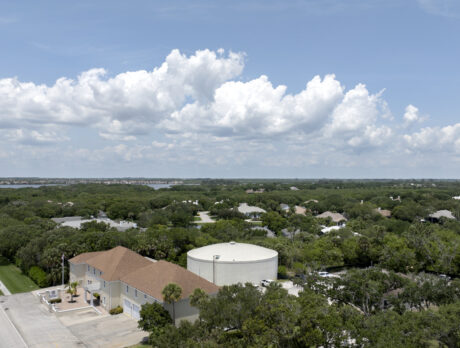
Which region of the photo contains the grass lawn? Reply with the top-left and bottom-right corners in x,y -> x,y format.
0,264 -> 39,294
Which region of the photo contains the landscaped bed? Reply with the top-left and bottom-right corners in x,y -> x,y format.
0,264 -> 39,293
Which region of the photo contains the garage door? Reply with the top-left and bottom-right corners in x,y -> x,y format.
123,299 -> 132,316
132,304 -> 140,320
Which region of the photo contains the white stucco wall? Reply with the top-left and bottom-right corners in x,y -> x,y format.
69,263 -> 86,284
187,256 -> 278,286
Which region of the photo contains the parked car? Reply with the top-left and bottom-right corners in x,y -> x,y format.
318,271 -> 330,278
261,279 -> 274,287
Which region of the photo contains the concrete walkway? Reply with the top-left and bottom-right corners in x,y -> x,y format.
0,280 -> 11,295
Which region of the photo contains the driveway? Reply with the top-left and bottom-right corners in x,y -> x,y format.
0,292 -> 147,348
63,311 -> 147,348
195,211 -> 215,223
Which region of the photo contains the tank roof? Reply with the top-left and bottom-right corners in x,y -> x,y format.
187,242 -> 278,262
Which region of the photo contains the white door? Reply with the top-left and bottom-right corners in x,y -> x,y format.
123,299 -> 132,316
132,304 -> 140,320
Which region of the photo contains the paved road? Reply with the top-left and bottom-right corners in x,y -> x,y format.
0,304 -> 27,348
1,292 -> 83,348
0,280 -> 11,295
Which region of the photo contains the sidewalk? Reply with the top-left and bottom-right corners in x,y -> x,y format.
0,280 -> 11,295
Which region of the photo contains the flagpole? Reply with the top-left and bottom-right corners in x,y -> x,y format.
61,253 -> 65,287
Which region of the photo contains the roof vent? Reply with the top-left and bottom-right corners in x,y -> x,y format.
229,241 -> 236,245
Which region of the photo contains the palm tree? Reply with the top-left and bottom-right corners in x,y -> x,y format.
66,281 -> 78,302
161,283 -> 182,323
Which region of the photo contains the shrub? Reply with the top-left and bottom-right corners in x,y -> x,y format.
278,265 -> 288,279
93,292 -> 100,300
0,255 -> 9,265
109,306 -> 123,315
49,298 -> 62,304
28,266 -> 49,287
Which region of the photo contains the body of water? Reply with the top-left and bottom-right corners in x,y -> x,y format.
146,183 -> 173,189
0,184 -> 63,189
0,183 -> 177,189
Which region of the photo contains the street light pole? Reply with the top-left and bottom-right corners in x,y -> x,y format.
212,255 -> 220,284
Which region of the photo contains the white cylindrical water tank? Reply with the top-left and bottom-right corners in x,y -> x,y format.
187,242 -> 278,286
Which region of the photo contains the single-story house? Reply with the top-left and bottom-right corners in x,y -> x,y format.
237,203 -> 267,218
427,210 -> 456,223
280,203 -> 290,212
315,211 -> 347,224
294,205 -> 307,215
374,207 -> 391,218
69,246 -> 219,324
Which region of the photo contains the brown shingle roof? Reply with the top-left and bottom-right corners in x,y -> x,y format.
316,211 -> 347,223
69,250 -> 105,264
69,246 -> 219,299
120,260 -> 219,301
69,246 -> 152,281
374,208 -> 391,218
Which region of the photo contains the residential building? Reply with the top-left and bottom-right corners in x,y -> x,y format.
69,246 -> 219,323
315,211 -> 347,224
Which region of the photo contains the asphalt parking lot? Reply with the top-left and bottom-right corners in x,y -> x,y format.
0,292 -> 147,348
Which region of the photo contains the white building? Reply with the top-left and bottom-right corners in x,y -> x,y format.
237,203 -> 267,218
187,242 -> 278,286
69,246 -> 218,324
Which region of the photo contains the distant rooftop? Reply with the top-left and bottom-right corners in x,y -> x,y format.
428,210 -> 455,220
237,203 -> 266,214
316,211 -> 347,223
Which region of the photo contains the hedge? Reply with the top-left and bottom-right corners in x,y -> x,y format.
28,266 -> 49,288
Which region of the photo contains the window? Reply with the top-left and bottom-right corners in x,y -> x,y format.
135,289 -> 137,297
103,281 -> 106,287
93,268 -> 95,275
88,265 -> 90,271
99,271 -> 102,276
126,285 -> 129,293
144,294 -> 147,299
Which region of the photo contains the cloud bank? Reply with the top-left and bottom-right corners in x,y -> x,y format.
0,48 -> 458,177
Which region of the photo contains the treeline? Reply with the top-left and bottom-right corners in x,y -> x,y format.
140,270 -> 460,347
0,182 -> 459,286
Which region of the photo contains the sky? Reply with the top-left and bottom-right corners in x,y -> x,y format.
0,0 -> 459,178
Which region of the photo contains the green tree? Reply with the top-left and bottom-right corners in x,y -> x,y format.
138,302 -> 172,332
162,283 -> 182,323
189,288 -> 209,308
66,281 -> 78,302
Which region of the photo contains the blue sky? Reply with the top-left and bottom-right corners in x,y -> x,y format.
0,0 -> 459,178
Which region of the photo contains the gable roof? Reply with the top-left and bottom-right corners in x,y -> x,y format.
374,208 -> 391,218
69,246 -> 219,299
69,246 -> 152,281
120,260 -> 219,301
316,211 -> 347,223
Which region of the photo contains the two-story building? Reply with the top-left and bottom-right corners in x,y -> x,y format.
69,246 -> 219,323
